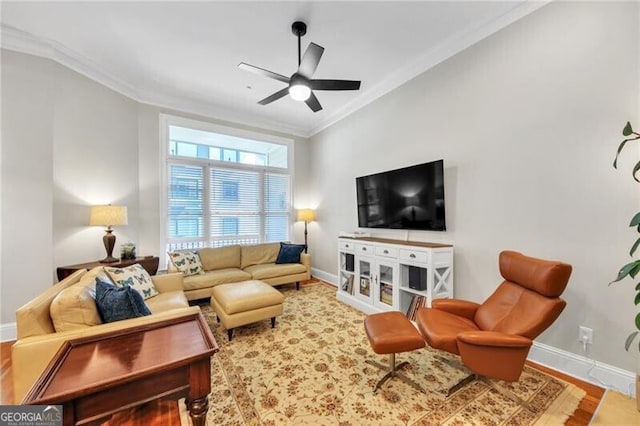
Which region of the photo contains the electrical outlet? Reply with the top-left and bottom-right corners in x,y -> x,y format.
578,326 -> 593,345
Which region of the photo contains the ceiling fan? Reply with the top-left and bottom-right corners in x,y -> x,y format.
238,21 -> 361,112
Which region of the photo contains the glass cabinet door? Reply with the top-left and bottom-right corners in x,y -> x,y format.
374,260 -> 397,310
356,258 -> 373,302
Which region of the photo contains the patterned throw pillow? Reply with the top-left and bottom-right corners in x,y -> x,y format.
168,251 -> 204,276
104,264 -> 159,300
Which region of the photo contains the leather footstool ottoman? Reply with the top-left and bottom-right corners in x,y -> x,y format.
211,280 -> 285,341
364,311 -> 426,393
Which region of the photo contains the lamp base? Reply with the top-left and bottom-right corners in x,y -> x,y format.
100,229 -> 118,263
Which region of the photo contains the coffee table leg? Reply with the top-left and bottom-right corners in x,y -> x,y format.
63,402 -> 74,426
188,358 -> 211,426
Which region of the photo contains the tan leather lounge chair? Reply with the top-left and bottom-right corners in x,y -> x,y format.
416,250 -> 572,408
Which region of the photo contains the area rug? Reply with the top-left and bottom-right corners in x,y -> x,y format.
180,282 -> 585,425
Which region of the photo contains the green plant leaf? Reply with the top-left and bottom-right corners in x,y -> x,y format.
636,282 -> 640,291
630,238 -> 640,257
635,291 -> 640,305
613,135 -> 640,169
624,331 -> 639,351
623,121 -> 634,136
629,262 -> 640,278
636,312 -> 640,331
611,260 -> 640,283
633,161 -> 640,183
630,212 -> 640,227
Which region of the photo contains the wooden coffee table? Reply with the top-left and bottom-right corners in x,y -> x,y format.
22,312 -> 218,426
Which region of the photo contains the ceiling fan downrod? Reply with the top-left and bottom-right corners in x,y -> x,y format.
291,21 -> 307,67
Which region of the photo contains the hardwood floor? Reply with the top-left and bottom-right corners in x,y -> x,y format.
527,361 -> 605,425
1,340 -> 604,424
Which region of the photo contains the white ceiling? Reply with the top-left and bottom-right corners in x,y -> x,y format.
0,1 -> 545,137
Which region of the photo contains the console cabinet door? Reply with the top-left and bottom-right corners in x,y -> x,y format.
355,256 -> 374,303
373,258 -> 398,310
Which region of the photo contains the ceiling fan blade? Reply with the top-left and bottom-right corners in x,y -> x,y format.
305,92 -> 322,112
310,79 -> 361,91
258,87 -> 290,105
238,62 -> 289,84
297,42 -> 324,78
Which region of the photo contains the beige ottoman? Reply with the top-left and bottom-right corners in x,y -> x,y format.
211,280 -> 285,341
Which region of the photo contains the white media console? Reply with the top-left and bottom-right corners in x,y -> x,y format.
337,236 -> 454,316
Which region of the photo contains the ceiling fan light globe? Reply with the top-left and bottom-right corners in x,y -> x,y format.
289,84 -> 311,101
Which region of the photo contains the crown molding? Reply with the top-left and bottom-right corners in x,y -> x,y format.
1,1 -> 548,139
308,0 -> 551,137
0,23 -> 309,138
1,24 -> 141,102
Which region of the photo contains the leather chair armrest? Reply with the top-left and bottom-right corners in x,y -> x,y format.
151,272 -> 184,293
432,299 -> 480,320
457,330 -> 532,348
456,331 -> 532,382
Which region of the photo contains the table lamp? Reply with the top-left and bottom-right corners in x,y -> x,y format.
297,209 -> 316,253
90,205 -> 128,263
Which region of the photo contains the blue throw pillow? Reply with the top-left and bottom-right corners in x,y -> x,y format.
95,278 -> 151,323
276,242 -> 305,264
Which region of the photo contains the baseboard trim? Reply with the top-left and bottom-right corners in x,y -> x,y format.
313,266 -> 637,397
1,322 -> 17,342
311,268 -> 337,286
528,341 -> 635,397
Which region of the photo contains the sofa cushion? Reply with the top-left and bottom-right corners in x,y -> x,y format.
276,243 -> 306,264
168,251 -> 204,276
244,263 -> 307,280
198,245 -> 241,271
105,264 -> 159,300
183,268 -> 252,291
49,282 -> 102,332
240,242 -> 281,269
95,279 -> 152,323
145,291 -> 189,314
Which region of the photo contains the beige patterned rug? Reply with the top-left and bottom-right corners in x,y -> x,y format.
181,282 -> 585,425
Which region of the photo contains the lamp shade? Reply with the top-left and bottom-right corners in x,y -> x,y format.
89,205 -> 128,226
297,209 -> 316,222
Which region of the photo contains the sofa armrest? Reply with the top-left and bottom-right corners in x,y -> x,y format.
12,306 -> 201,403
151,272 -> 184,293
300,253 -> 311,271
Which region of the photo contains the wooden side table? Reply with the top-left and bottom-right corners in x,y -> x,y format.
22,312 -> 218,426
57,256 -> 160,281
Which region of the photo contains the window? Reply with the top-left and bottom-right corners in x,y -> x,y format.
221,181 -> 239,201
162,116 -> 293,252
221,217 -> 239,235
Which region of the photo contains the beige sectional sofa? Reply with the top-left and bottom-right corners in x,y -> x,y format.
170,242 -> 311,301
12,267 -> 198,402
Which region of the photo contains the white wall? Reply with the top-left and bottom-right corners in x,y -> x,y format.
0,50 -> 310,326
309,1 -> 640,372
1,51 -> 54,326
52,61 -> 140,271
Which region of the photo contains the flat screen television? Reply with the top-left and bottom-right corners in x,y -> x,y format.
356,159 -> 446,231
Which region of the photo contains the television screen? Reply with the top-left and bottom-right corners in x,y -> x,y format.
356,160 -> 446,231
